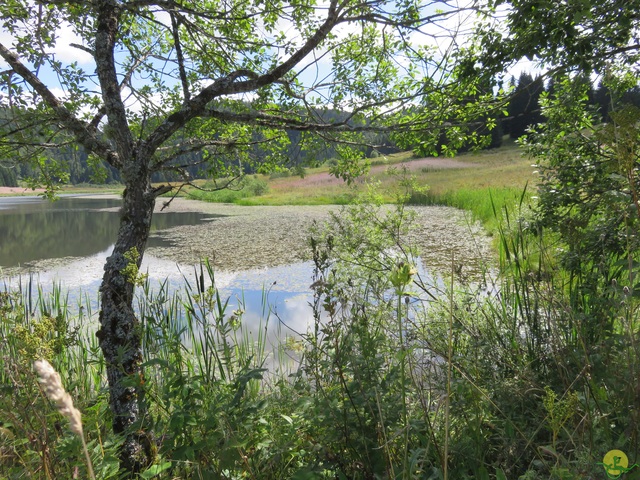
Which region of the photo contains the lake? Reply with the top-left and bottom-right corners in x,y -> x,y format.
0,195 -> 490,345
0,195 -> 325,342
0,195 -> 218,267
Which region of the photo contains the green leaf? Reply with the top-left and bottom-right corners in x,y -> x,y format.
291,467 -> 324,479
140,461 -> 172,479
280,414 -> 294,424
475,466 -> 490,480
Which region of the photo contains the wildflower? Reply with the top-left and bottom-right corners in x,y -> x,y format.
390,261 -> 418,291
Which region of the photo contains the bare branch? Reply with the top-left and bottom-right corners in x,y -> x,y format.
69,43 -> 94,56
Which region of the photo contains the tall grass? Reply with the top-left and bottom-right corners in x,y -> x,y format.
0,279 -> 113,479
0,266 -> 278,478
2,190 -> 637,479
408,185 -> 532,230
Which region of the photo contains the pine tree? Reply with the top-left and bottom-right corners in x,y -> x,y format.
507,72 -> 544,139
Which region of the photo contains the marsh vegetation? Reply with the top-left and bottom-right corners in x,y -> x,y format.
2,161 -> 639,479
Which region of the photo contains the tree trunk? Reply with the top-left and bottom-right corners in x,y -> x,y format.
97,174 -> 156,472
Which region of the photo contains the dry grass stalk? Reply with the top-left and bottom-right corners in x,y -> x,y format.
33,359 -> 96,480
33,359 -> 83,436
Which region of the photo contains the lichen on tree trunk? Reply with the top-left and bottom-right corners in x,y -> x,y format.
96,181 -> 156,472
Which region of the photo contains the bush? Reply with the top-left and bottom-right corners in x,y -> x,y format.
269,169 -> 291,179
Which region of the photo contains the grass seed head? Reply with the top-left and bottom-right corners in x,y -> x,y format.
33,359 -> 83,437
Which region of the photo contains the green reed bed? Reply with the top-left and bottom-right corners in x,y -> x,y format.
408,185 -> 533,230
0,267 -> 279,479
0,280 -> 113,478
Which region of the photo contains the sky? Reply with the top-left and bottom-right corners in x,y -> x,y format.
0,1 -> 538,116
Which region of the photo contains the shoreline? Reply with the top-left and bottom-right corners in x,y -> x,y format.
1,195 -> 493,277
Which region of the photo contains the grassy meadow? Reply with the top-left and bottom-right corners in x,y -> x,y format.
184,139 -> 536,231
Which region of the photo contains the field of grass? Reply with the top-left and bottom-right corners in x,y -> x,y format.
211,141 -> 533,204
407,140 -> 534,194
180,139 -> 536,229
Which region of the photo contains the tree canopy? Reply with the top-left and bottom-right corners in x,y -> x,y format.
0,0 -> 485,192
472,0 -> 640,75
470,0 -> 640,352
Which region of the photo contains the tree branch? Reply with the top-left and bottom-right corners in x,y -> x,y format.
142,0 -> 341,156
170,12 -> 191,102
199,108 -> 412,133
0,42 -> 121,168
94,0 -> 134,162
88,49 -> 154,132
150,134 -> 284,171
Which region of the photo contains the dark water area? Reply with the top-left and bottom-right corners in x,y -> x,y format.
0,195 -> 218,268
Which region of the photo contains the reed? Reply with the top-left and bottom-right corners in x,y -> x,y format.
408,185 -> 533,229
2,186 -> 638,478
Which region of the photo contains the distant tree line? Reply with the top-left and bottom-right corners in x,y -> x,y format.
5,76 -> 634,188
406,71 -> 640,157
0,106 -> 372,186
0,164 -> 17,187
503,71 -> 640,139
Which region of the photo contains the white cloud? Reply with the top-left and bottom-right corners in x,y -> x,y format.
0,30 -> 14,70
49,26 -> 94,65
0,20 -> 94,66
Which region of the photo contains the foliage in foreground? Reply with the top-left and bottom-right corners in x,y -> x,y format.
1,189 -> 639,478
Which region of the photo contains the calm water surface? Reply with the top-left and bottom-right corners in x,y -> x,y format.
0,195 -> 317,338
0,196 -> 440,345
0,195 -> 217,267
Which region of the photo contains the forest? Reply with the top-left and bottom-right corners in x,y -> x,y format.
4,75 -> 638,187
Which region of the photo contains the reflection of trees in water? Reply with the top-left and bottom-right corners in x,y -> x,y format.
0,198 -> 215,267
